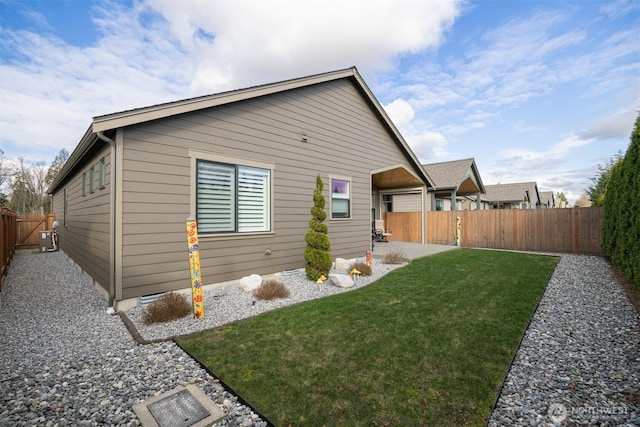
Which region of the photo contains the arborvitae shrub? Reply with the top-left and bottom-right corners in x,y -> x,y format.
603,113 -> 640,291
304,175 -> 332,281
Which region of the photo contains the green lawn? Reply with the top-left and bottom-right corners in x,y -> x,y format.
176,249 -> 558,426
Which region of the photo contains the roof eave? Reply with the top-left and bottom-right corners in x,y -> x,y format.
92,67 -> 359,133
47,125 -> 99,194
350,70 -> 435,189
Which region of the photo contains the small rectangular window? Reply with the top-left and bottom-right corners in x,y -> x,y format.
63,188 -> 68,227
99,158 -> 105,189
89,166 -> 95,193
81,173 -> 86,196
330,178 -> 351,219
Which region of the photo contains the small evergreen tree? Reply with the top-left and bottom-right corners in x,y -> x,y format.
586,152 -> 623,206
303,175 -> 332,280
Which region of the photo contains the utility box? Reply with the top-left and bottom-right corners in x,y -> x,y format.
40,231 -> 53,252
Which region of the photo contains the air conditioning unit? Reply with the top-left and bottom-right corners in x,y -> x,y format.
40,231 -> 53,253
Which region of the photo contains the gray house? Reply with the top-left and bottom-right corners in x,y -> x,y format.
484,182 -> 541,209
422,158 -> 485,211
539,191 -> 555,208
48,67 -> 434,310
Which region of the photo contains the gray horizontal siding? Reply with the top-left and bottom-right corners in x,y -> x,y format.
119,79 -> 422,298
53,146 -> 112,294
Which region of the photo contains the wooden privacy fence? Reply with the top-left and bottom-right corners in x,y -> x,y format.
384,212 -> 422,243
1,208 -> 18,288
16,213 -> 56,249
426,208 -> 604,255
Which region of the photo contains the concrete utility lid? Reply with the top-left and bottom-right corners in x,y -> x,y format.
133,384 -> 225,427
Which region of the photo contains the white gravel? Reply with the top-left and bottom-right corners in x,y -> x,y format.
125,258 -> 403,341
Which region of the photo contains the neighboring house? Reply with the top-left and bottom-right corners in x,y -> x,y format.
539,191 -> 555,208
422,158 -> 485,211
557,197 -> 570,208
47,67 -> 434,310
484,182 -> 541,209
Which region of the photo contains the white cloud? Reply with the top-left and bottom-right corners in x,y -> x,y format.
383,98 -> 415,129
579,106 -> 638,140
148,0 -> 463,93
383,98 -> 449,161
600,0 -> 640,20
408,130 -> 449,161
0,0 -> 464,163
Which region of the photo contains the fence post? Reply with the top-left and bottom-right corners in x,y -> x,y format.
572,208 -> 580,254
512,209 -> 519,251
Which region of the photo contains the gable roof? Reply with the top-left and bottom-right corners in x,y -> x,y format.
484,183 -> 530,203
484,181 -> 540,205
422,158 -> 485,194
49,67 -> 434,193
539,191 -> 555,207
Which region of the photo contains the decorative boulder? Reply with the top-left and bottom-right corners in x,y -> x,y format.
240,274 -> 262,292
335,258 -> 350,271
329,273 -> 354,288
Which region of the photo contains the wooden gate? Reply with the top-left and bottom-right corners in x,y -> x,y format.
1,208 -> 18,288
17,213 -> 56,249
384,212 -> 422,243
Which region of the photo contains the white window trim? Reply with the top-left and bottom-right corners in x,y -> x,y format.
189,150 -> 275,239
329,174 -> 352,221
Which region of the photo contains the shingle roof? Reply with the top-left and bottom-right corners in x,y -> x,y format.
422,158 -> 484,193
484,183 -> 531,203
539,191 -> 555,207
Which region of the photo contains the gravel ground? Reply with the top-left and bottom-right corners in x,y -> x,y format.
0,251 -> 271,426
125,259 -> 403,341
1,250 -> 638,426
488,255 -> 640,426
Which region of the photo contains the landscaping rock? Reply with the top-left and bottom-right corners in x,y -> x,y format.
335,258 -> 350,271
328,273 -> 354,288
239,274 -> 262,292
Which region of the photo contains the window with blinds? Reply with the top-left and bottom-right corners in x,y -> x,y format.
196,160 -> 270,233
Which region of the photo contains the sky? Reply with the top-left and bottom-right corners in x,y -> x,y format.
1,0 -> 638,205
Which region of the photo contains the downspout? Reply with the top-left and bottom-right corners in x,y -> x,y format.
97,131 -> 117,308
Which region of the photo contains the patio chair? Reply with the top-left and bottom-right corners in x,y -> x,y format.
374,219 -> 392,242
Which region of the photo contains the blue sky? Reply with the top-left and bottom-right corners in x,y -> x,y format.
1,0 -> 638,204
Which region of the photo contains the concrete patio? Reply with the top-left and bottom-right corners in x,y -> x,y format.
371,240 -> 459,260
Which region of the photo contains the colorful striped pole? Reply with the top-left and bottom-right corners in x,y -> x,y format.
186,217 -> 205,319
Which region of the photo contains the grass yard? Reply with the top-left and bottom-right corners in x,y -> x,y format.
176,249 -> 559,426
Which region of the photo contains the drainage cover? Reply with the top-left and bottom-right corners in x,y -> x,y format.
133,384 -> 225,427
148,389 -> 209,427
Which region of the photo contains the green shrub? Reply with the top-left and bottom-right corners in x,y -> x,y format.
142,292 -> 191,325
349,262 -> 372,276
253,280 -> 290,300
603,113 -> 640,291
304,175 -> 332,280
